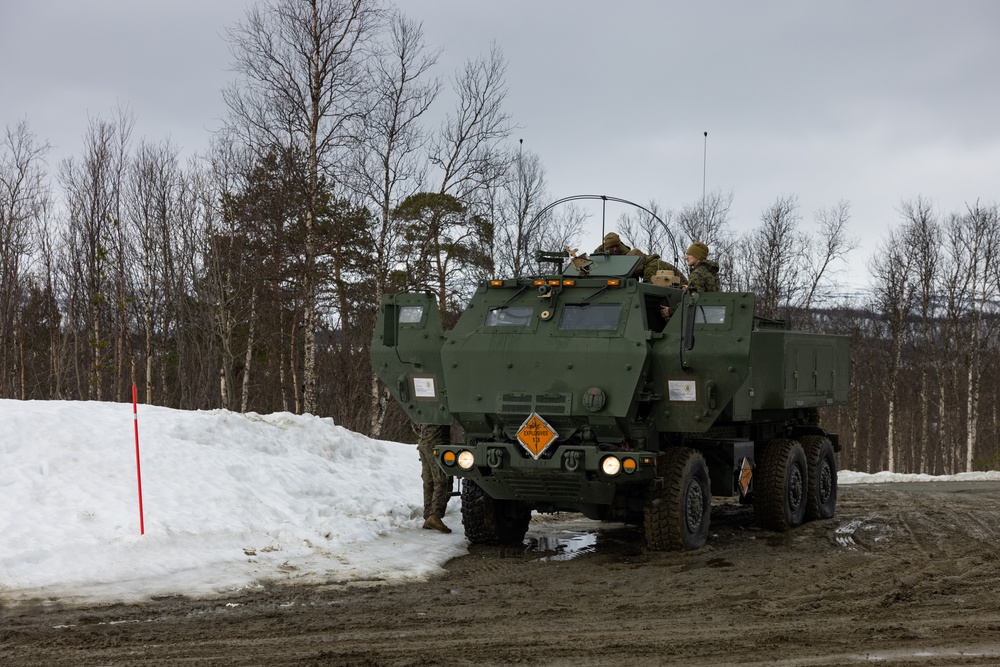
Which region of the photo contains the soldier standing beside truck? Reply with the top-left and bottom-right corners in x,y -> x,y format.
416,423 -> 452,533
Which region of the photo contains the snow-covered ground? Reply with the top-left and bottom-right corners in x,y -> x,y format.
2,398 -> 998,606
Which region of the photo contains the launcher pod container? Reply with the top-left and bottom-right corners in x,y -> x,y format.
371,251 -> 849,550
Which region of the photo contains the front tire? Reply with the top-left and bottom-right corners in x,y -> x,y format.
753,439 -> 808,531
460,479 -> 531,545
644,447 -> 711,551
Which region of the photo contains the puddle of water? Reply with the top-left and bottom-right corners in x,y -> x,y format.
525,530 -> 598,562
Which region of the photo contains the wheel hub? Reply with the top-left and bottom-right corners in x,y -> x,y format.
685,480 -> 705,532
789,467 -> 804,512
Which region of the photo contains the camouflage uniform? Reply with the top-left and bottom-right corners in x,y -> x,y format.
624,249 -> 687,285
416,423 -> 452,532
687,258 -> 720,292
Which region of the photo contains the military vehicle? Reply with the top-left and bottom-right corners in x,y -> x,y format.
371,231 -> 849,551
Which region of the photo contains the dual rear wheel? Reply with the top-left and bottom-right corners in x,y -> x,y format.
754,437 -> 837,531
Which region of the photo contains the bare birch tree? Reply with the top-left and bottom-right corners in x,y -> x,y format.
387,42 -> 514,326
224,0 -> 382,414
429,42 -> 512,202
58,111 -> 133,400
124,139 -> 185,404
897,197 -> 940,473
348,11 -> 440,436
734,195 -> 809,318
677,189 -> 736,282
801,199 -> 857,312
491,144 -> 551,278
616,200 -> 680,264
0,120 -> 49,397
954,202 -> 1000,471
868,227 -> 918,472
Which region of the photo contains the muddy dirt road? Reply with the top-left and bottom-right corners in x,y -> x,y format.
5,483 -> 1000,666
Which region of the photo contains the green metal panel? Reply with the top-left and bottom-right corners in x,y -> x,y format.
650,292 -> 756,433
369,292 -> 452,425
748,329 -> 850,410
441,279 -> 648,442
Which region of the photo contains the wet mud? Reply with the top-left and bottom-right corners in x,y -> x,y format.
6,484 -> 1000,666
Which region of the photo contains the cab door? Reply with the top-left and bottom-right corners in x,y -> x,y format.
370,292 -> 452,425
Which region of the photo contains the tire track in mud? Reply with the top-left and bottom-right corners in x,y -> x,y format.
8,484 -> 1000,666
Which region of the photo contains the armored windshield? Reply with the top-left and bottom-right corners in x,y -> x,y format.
558,303 -> 622,331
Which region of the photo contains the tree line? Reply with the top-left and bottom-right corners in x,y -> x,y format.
1,0 -> 997,473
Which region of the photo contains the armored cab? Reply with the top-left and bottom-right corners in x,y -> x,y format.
371,251 -> 849,550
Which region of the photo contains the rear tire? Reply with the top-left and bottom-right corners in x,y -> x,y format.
644,448 -> 711,551
753,439 -> 808,531
802,435 -> 838,521
460,479 -> 531,545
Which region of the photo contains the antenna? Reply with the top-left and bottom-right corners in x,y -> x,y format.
601,194 -> 607,241
702,131 -> 708,202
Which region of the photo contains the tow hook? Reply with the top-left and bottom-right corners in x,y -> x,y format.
487,448 -> 504,469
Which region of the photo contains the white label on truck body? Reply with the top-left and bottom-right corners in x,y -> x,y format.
668,380 -> 697,402
413,377 -> 436,398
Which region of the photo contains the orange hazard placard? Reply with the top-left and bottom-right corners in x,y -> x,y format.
738,457 -> 753,497
516,413 -> 558,459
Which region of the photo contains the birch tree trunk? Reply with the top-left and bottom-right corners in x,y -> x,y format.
241,285 -> 257,413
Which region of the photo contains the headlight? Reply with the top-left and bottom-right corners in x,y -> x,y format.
600,456 -> 622,476
457,450 -> 475,470
442,450 -> 457,466
622,457 -> 637,474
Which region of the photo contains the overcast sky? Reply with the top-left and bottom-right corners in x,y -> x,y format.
3,1 -> 999,289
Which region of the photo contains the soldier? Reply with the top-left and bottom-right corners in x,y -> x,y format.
593,231 -> 631,255
623,249 -> 688,319
416,423 -> 452,533
625,249 -> 688,285
684,242 -> 720,292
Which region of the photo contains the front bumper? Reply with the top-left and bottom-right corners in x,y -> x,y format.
436,441 -> 658,506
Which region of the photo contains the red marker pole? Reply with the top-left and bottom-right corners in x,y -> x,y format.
133,385 -> 145,535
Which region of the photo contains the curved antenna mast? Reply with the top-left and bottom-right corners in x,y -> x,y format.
527,194 -> 681,264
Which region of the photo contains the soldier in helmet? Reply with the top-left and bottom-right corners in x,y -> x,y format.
593,231 -> 631,255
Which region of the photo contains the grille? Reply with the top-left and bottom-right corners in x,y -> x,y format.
499,392 -> 571,415
505,477 -> 582,501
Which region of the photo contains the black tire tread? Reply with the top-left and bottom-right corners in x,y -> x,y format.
644,447 -> 711,551
802,435 -> 838,521
753,438 -> 807,532
460,479 -> 530,545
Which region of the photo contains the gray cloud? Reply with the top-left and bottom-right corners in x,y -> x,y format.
3,0 -> 998,287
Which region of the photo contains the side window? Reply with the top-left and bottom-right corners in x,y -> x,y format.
398,305 -> 424,324
486,306 -> 534,327
694,305 -> 726,325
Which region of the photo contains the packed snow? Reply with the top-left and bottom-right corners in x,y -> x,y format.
2,398 -> 998,607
